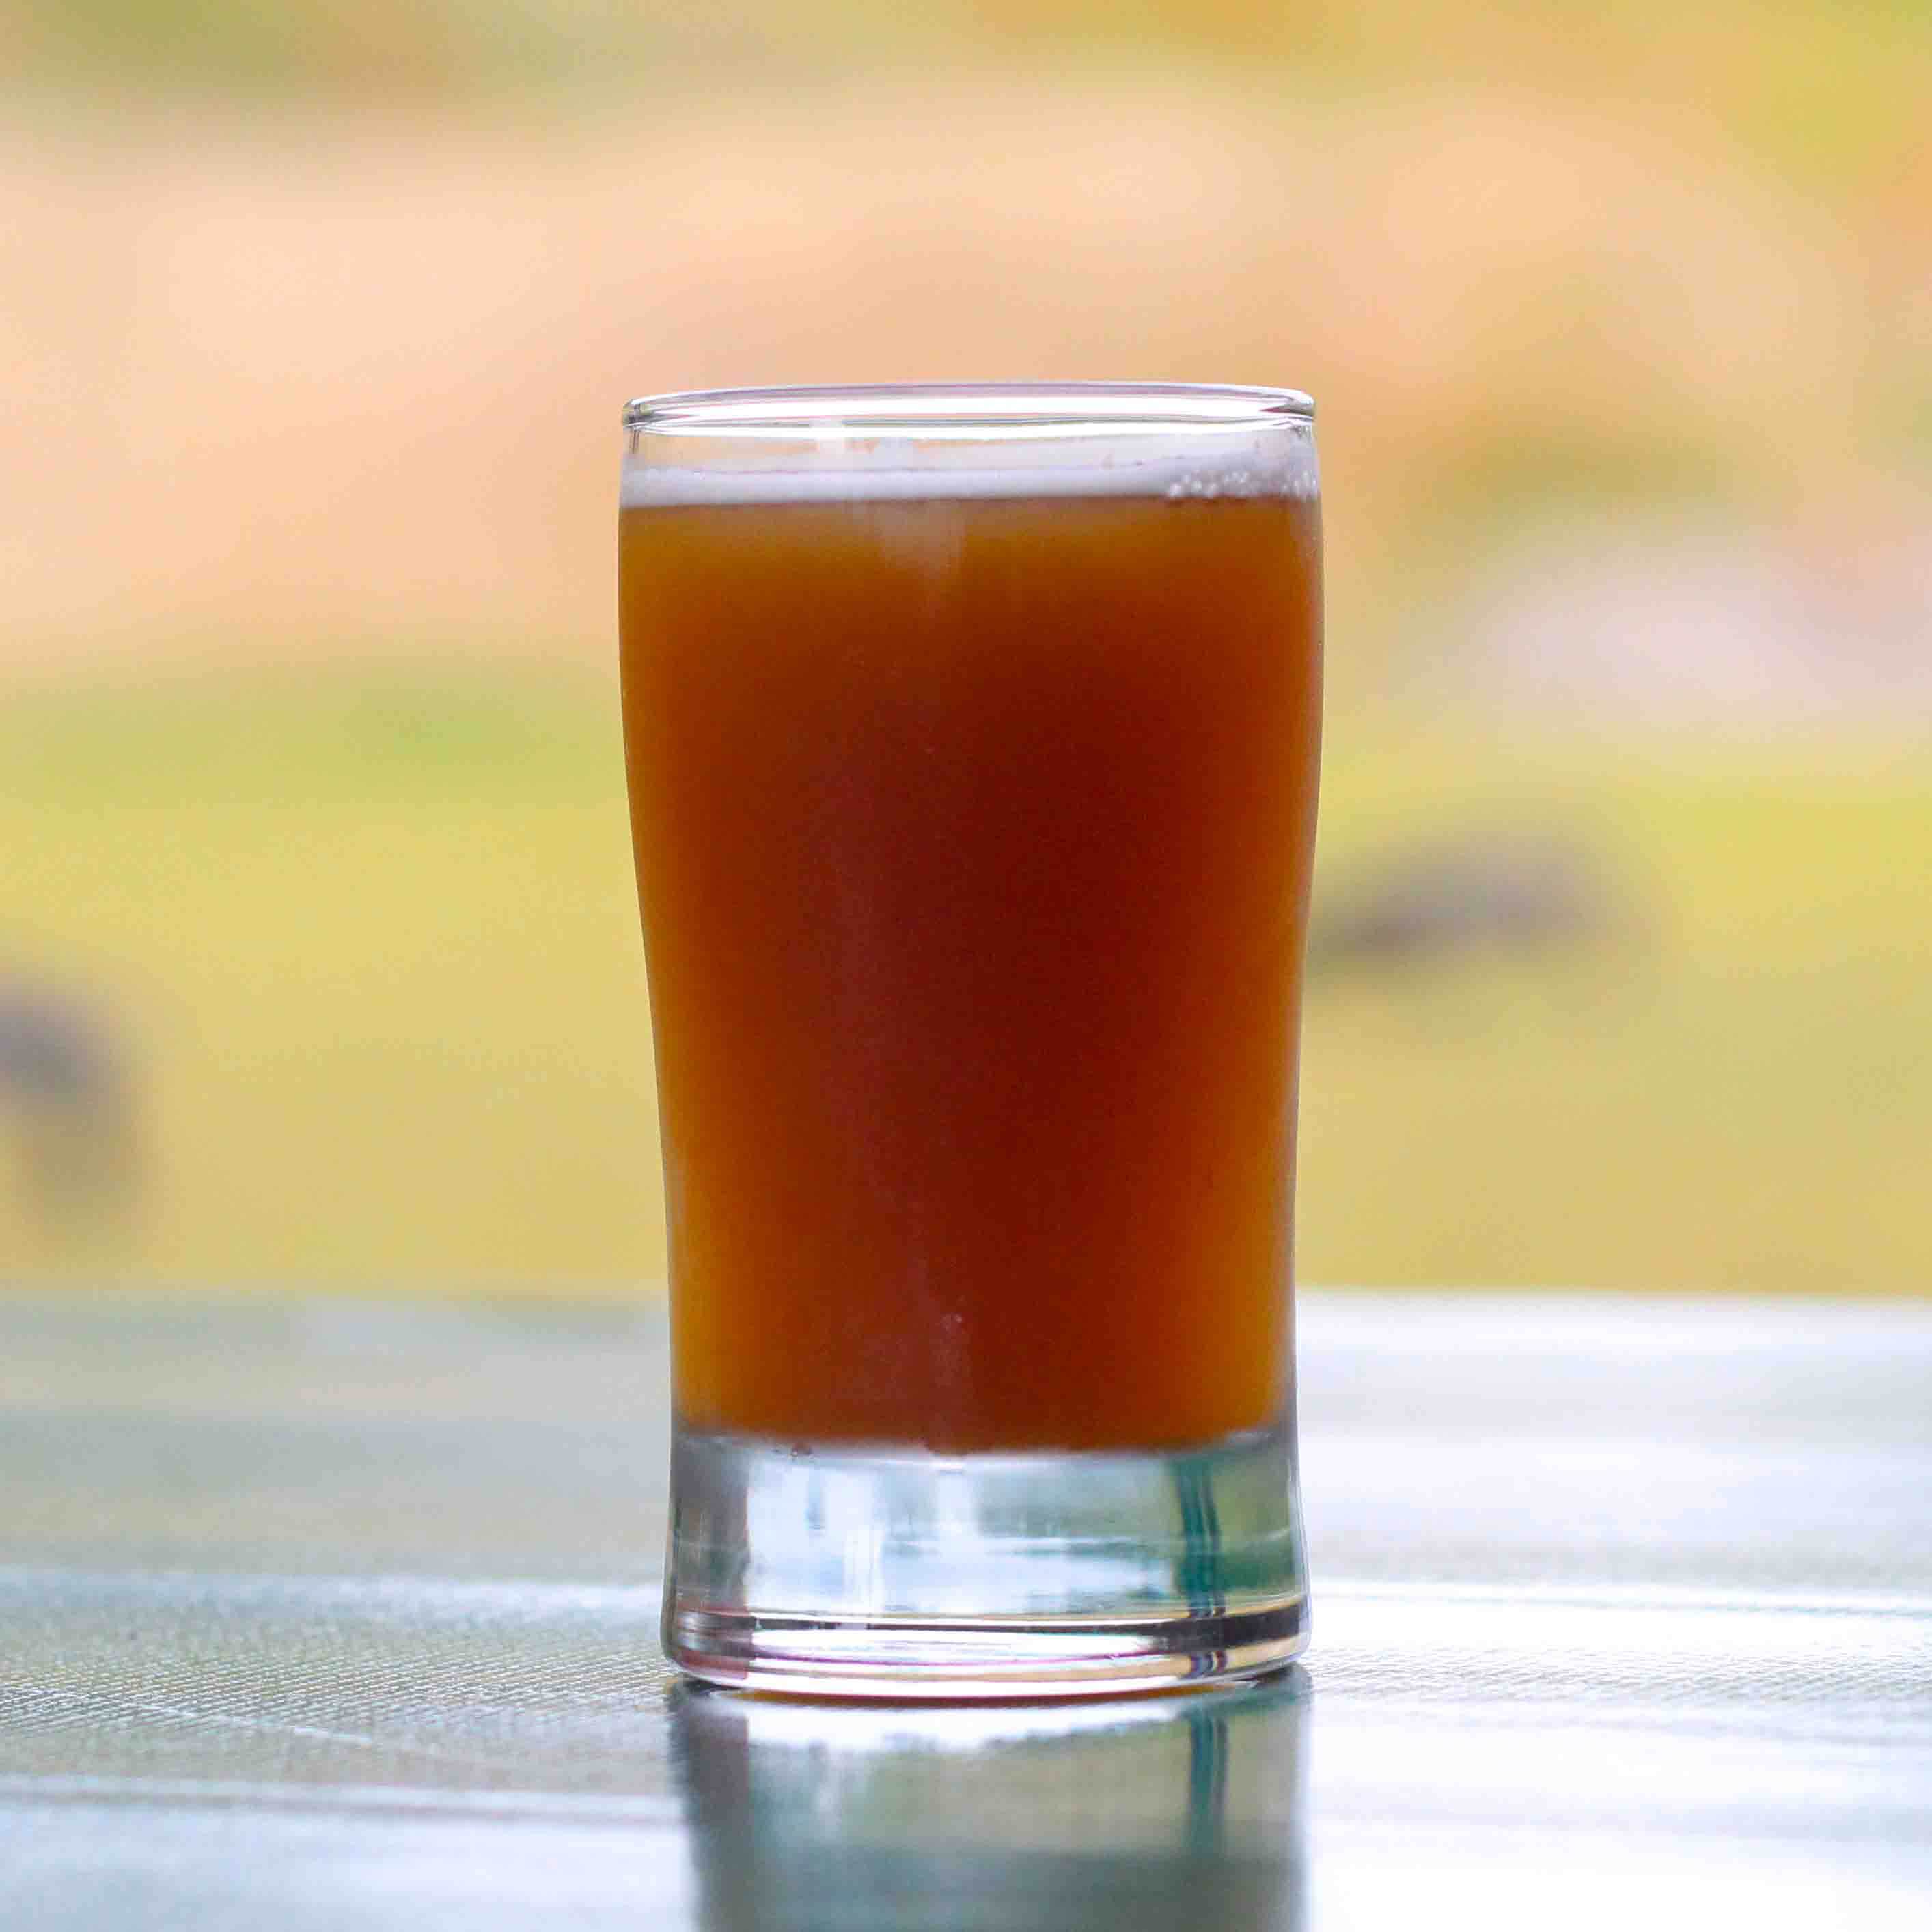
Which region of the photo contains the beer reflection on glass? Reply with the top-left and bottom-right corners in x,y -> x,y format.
670,1669 -> 1311,1931
620,385 -> 1321,1695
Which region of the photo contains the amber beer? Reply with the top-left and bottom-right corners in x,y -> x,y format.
622,478 -> 1320,1454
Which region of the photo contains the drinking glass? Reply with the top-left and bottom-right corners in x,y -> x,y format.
618,383 -> 1321,1695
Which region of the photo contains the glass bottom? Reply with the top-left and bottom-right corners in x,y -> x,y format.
662,1418 -> 1309,1698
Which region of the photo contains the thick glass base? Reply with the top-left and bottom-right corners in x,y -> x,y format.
663,1419 -> 1309,1698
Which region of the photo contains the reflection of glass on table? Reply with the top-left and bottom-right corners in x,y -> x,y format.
671,1668 -> 1310,1931
620,384 -> 1323,1694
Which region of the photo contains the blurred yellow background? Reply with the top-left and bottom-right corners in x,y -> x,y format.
3,0 -> 1929,1292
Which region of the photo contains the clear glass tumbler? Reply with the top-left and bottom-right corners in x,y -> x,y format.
618,383 -> 1321,1696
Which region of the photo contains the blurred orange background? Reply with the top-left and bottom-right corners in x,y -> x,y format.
3,0 -> 1929,1291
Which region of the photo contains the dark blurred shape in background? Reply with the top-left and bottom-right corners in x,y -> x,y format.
0,976 -> 139,1239
1308,831 -> 1625,980
1,0 -> 1927,1291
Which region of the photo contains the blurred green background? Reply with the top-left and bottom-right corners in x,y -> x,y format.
3,0 -> 1929,1293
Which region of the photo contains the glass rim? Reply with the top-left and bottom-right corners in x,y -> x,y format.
623,381 -> 1314,437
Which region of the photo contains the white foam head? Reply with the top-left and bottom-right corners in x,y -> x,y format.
622,424 -> 1318,508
